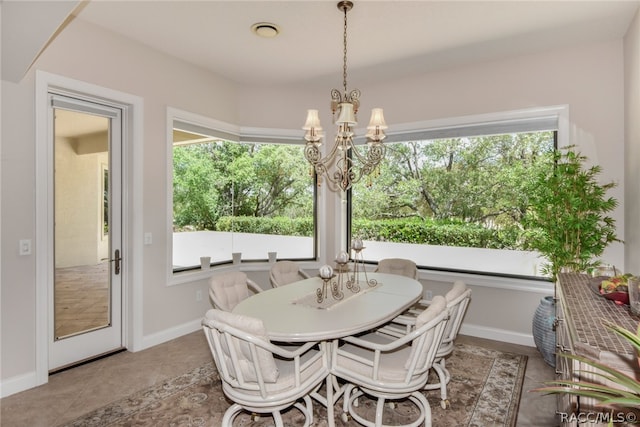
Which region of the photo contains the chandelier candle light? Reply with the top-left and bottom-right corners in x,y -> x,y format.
303,1 -> 387,192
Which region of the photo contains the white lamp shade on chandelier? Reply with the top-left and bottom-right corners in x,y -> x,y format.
336,102 -> 357,125
303,109 -> 324,143
366,108 -> 388,139
303,109 -> 322,132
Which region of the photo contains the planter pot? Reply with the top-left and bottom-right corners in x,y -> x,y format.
532,295 -> 556,367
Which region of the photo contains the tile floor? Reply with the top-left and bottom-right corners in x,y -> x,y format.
0,332 -> 558,427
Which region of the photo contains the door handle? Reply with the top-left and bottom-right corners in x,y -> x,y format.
113,249 -> 122,275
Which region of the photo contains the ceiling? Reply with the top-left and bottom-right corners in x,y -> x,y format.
71,1 -> 640,88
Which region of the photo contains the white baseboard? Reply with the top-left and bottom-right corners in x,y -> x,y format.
461,323 -> 535,347
1,371 -> 39,398
138,318 -> 202,351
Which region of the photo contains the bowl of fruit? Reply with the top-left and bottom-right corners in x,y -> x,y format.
592,274 -> 634,305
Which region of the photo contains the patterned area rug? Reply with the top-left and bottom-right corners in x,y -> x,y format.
60,343 -> 526,427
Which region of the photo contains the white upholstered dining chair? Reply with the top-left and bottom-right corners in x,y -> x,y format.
381,280 -> 472,409
374,258 -> 418,280
209,271 -> 263,312
330,296 -> 449,427
422,281 -> 471,408
269,260 -> 311,288
202,309 -> 329,426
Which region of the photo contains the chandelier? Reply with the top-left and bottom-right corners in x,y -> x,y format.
302,1 -> 387,192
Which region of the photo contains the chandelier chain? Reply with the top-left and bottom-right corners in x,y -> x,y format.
342,4 -> 348,95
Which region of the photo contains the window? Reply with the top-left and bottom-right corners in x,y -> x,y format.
169,111 -> 315,273
350,107 -> 566,278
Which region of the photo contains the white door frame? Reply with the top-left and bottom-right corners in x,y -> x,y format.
35,70 -> 144,385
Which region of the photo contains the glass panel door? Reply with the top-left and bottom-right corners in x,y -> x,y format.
49,94 -> 123,370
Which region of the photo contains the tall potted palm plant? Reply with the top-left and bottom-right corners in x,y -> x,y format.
523,145 -> 620,281
523,145 -> 620,366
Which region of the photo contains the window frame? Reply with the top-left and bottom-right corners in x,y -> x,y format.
167,107 -> 318,284
347,105 -> 570,279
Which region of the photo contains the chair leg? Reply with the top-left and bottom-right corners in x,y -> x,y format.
424,360 -> 451,409
433,362 -> 451,408
439,358 -> 452,387
374,396 -> 386,427
272,410 -> 284,427
345,388 -> 373,426
221,403 -> 243,427
409,391 -> 432,427
302,395 -> 314,425
342,383 -> 355,416
292,399 -> 314,427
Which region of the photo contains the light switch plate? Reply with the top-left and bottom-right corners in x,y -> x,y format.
19,239 -> 32,255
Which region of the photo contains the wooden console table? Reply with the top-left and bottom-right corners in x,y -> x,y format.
556,273 -> 640,426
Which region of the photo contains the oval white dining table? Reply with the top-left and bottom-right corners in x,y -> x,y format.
233,272 -> 423,342
233,272 -> 423,427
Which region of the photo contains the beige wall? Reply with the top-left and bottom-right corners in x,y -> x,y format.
625,9 -> 640,274
0,11 -> 633,395
54,136 -> 108,267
